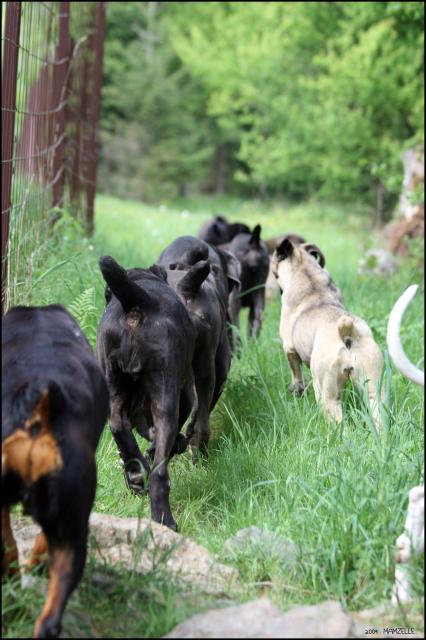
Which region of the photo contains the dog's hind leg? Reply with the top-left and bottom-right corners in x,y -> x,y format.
33,530 -> 88,639
354,342 -> 384,429
2,506 -> 19,576
181,375 -> 198,445
148,376 -> 181,530
317,371 -> 344,423
248,291 -> 265,338
27,532 -> 49,569
286,351 -> 307,395
109,394 -> 150,493
210,329 -> 231,411
228,291 -> 242,352
367,380 -> 383,429
149,378 -> 198,461
191,355 -> 216,460
357,375 -> 384,429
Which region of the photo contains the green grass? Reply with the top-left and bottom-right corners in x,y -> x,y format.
3,193 -> 424,637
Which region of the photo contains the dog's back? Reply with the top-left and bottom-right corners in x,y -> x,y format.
198,216 -> 250,245
2,305 -> 108,447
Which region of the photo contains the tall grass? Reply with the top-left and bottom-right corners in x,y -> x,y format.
3,193 -> 424,637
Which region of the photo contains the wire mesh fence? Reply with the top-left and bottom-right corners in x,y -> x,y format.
1,1 -> 105,313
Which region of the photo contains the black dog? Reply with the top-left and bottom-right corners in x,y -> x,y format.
162,259 -> 227,456
157,235 -> 240,307
2,305 -> 109,639
157,237 -> 240,451
97,256 -> 198,531
198,215 -> 250,246
227,224 -> 270,345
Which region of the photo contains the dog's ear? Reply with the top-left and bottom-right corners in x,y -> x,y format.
215,215 -> 228,224
287,233 -> 306,245
249,224 -> 261,247
275,237 -> 294,261
302,243 -> 325,268
220,249 -> 241,292
149,264 -> 168,281
178,260 -> 210,298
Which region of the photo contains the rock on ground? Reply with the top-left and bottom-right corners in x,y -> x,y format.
357,249 -> 398,277
10,512 -> 238,596
164,598 -> 356,638
224,526 -> 297,567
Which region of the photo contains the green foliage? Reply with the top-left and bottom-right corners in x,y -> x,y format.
99,2 -> 424,214
100,2 -> 218,201
68,288 -> 98,346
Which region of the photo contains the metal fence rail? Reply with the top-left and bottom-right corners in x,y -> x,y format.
1,1 -> 106,313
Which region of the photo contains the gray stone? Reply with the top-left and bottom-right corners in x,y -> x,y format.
11,512 -> 238,596
164,598 -> 356,638
224,526 -> 297,567
357,249 -> 398,278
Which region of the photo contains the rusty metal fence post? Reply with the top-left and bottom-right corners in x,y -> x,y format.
1,2 -> 21,314
52,1 -> 71,210
86,1 -> 106,235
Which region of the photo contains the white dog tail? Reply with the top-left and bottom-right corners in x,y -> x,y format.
387,285 -> 424,386
337,315 -> 355,348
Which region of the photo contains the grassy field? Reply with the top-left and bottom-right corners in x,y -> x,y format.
3,193 -> 424,637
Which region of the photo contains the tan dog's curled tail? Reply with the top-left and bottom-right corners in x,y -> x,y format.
2,387 -> 63,485
337,315 -> 355,346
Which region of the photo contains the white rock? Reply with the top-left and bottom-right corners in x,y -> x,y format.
224,526 -> 296,567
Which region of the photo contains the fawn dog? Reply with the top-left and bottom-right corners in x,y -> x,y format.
272,238 -> 383,425
2,305 -> 109,638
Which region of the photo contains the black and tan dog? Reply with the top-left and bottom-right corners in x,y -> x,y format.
97,256 -> 198,531
2,304 -> 109,639
198,215 -> 250,246
227,224 -> 270,345
272,238 -> 383,425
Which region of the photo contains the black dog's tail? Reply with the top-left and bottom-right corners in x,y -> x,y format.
249,224 -> 262,246
2,380 -> 65,485
177,260 -> 211,298
185,244 -> 209,265
99,256 -> 158,313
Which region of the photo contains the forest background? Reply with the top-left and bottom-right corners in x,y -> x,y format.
98,1 -> 424,224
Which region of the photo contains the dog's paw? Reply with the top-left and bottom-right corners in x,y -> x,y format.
288,381 -> 306,396
124,463 -> 149,495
